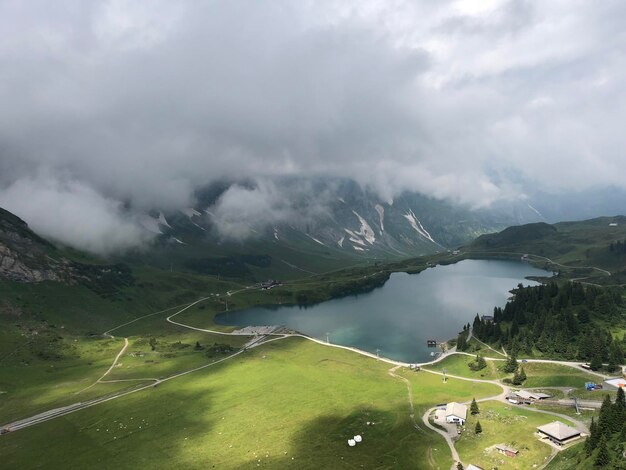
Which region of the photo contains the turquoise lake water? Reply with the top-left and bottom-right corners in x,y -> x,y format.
215,259 -> 548,362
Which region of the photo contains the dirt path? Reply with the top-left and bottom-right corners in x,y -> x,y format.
388,365 -> 422,431
76,338 -> 129,394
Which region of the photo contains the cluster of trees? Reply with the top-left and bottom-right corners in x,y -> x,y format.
609,238 -> 626,254
468,354 -> 487,371
584,388 -> 626,467
471,282 -> 626,369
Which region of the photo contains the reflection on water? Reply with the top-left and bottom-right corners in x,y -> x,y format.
216,259 -> 548,362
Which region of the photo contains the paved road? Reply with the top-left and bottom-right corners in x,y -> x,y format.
2,274 -> 617,468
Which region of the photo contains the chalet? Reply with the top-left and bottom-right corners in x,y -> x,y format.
445,402 -> 467,425
495,444 -> 519,457
537,421 -> 581,446
514,390 -> 551,401
481,315 -> 494,323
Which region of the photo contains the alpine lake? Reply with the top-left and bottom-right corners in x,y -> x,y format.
216,259 -> 550,362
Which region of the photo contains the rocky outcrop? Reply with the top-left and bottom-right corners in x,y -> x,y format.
0,208 -> 134,292
0,243 -> 61,282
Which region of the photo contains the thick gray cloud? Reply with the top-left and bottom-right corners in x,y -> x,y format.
1,0 -> 625,252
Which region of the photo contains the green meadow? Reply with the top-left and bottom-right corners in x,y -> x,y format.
0,337 -> 500,469
455,401 -> 580,470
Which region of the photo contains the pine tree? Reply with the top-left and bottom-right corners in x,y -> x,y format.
470,398 -> 479,415
456,463 -> 464,470
598,395 -> 614,435
504,350 -> 518,373
457,333 -> 467,351
615,385 -> 625,408
585,417 -> 598,456
594,434 -> 610,466
610,387 -> 625,433
475,420 -> 482,434
590,354 -> 603,371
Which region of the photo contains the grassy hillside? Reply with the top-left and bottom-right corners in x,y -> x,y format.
0,338 -> 500,469
465,215 -> 626,284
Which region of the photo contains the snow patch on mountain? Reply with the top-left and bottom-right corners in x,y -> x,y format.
157,212 -> 172,228
338,236 -> 345,247
352,211 -> 376,244
181,208 -> 201,218
139,215 -> 163,234
353,245 -> 365,252
403,209 -> 436,244
374,204 -> 385,233
307,234 -> 325,246
274,228 -> 279,240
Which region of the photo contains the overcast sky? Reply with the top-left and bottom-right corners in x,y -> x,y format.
1,0 -> 625,252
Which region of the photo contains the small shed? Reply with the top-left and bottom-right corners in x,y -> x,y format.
495,443 -> 519,457
537,421 -> 581,446
445,402 -> 468,425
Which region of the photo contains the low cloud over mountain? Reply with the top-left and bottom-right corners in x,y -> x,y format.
1,1 -> 625,252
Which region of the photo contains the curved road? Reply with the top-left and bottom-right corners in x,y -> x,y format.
2,278 -> 614,470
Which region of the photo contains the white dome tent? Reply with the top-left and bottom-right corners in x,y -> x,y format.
354,435 -> 362,443
348,439 -> 356,447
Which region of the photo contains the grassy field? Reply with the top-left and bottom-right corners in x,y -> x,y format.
520,363 -> 599,388
455,400 -> 581,470
423,354 -> 507,381
532,404 -> 597,427
0,337 -> 500,469
544,443 -> 587,470
421,354 -> 601,392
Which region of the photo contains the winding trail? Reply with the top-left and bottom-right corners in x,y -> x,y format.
2,271 -> 613,470
76,338 -> 130,394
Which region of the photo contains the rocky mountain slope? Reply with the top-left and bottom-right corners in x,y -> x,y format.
0,208 -> 64,282
0,208 -> 133,293
139,179 -> 544,268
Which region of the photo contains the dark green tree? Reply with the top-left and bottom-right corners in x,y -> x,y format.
585,417 -> 598,456
457,332 -> 468,351
475,420 -> 482,434
594,434 -> 610,466
598,395 -> 614,435
590,354 -> 603,371
470,398 -> 479,415
503,350 -> 518,374
456,463 -> 464,470
149,337 -> 157,351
